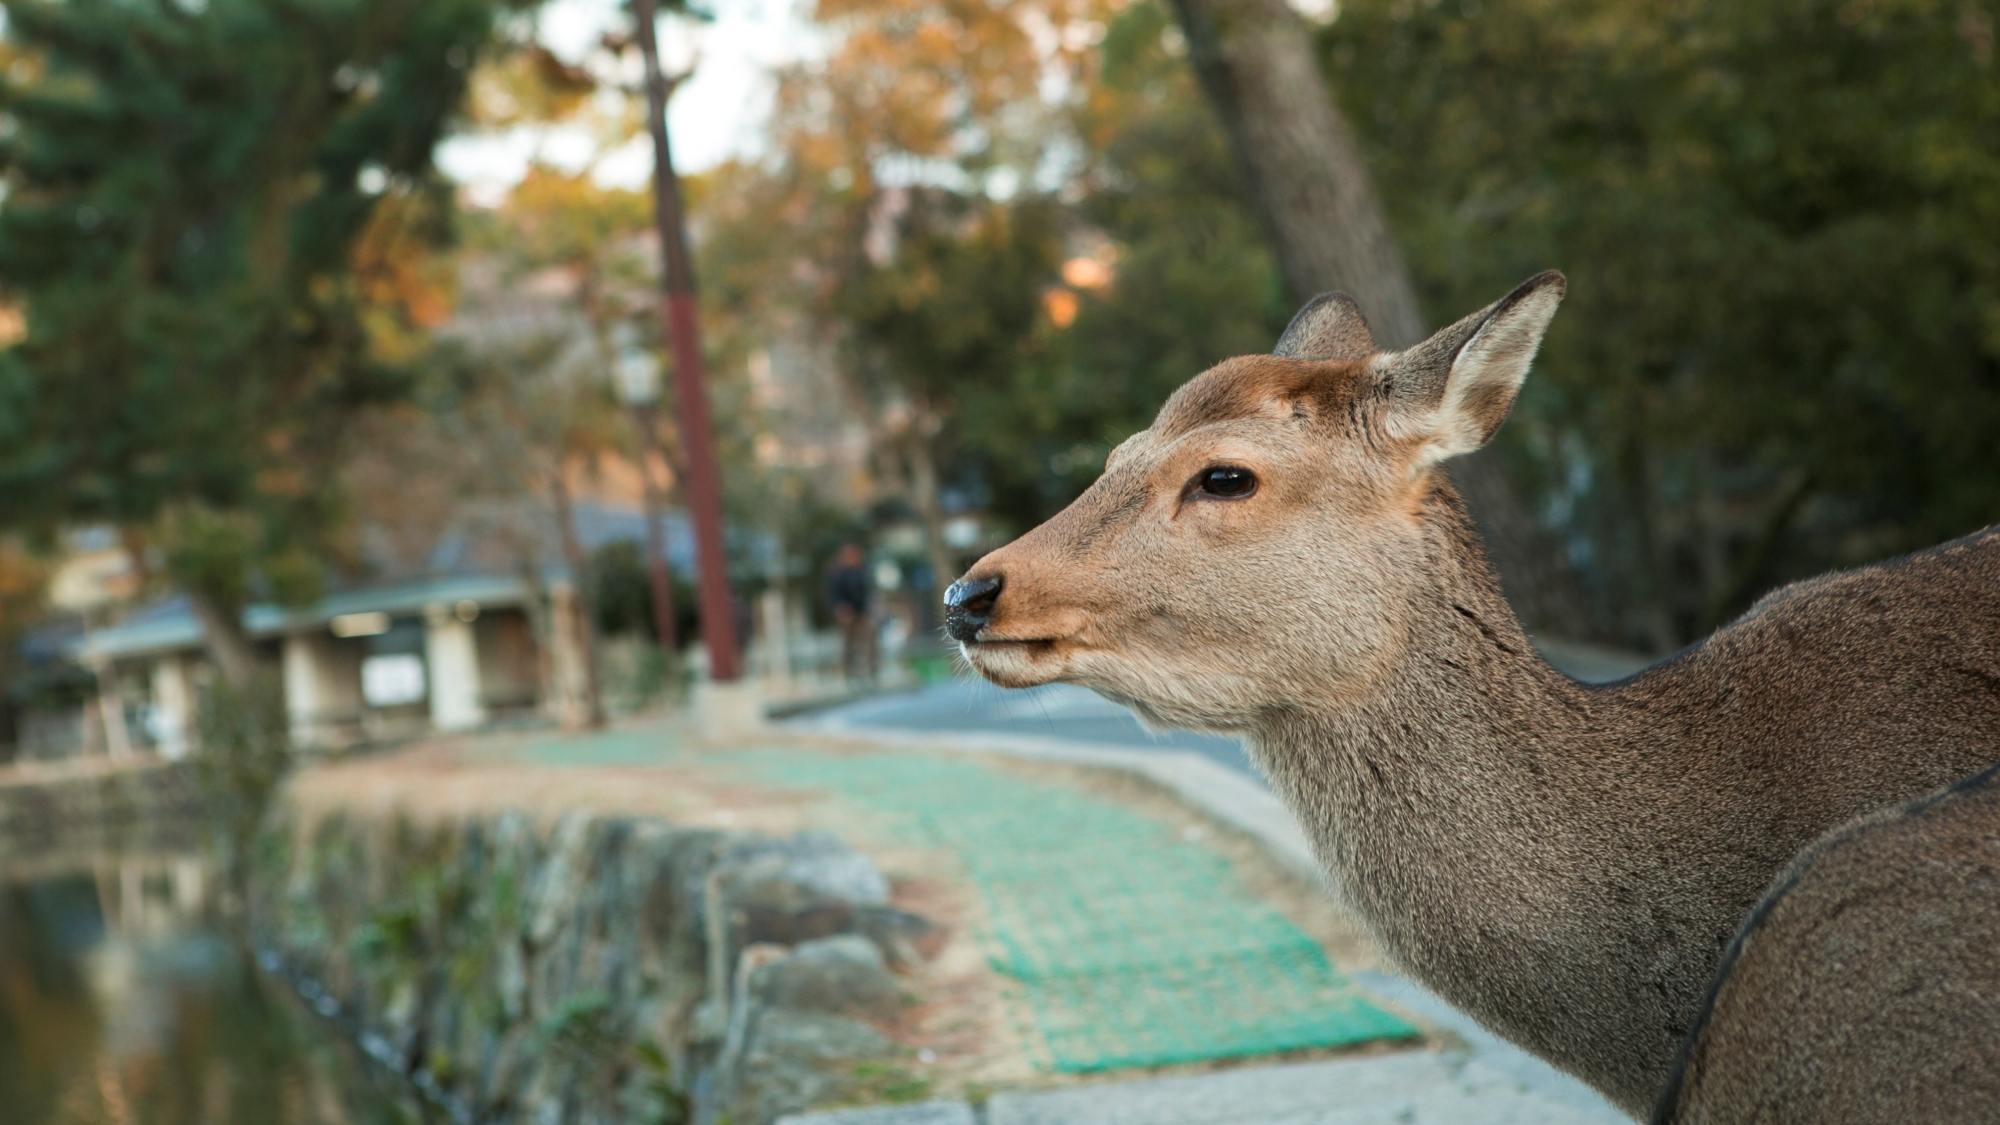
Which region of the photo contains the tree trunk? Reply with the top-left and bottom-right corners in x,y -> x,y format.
186,587 -> 268,689
630,404 -> 681,656
902,414 -> 960,596
509,545 -> 563,721
1166,0 -> 1425,348
547,464 -> 606,729
1167,0 -> 1601,639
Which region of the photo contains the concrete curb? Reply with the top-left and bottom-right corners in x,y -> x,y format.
779,1052 -> 1627,1125
983,1051 -> 1621,1124
777,1103 -> 974,1125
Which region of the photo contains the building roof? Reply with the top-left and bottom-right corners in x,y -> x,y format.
74,573 -> 531,664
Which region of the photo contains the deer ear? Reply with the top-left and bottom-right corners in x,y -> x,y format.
1274,292 -> 1376,362
1379,271 -> 1565,464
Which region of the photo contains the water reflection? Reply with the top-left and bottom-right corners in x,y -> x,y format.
0,857 -> 440,1125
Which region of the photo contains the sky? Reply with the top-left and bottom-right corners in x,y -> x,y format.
435,0 -> 818,205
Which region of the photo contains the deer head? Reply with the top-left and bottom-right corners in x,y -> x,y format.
947,271 -> 1566,731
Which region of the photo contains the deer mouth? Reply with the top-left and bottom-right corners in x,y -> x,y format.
963,631 -> 1059,647
958,636 -> 1071,688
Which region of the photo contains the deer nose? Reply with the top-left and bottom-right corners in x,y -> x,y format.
943,574 -> 1003,642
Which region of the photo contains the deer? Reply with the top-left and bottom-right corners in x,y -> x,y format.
1653,760 -> 2000,1124
942,271 -> 2000,1117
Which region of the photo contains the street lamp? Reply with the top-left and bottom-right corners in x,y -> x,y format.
615,338 -> 663,405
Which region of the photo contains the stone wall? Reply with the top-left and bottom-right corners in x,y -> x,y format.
0,759 -> 205,863
252,804 -> 943,1125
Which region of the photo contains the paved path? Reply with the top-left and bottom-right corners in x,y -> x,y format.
778,966 -> 1630,1125
784,1046 -> 1620,1124
785,649 -> 1651,1125
782,996 -> 1626,1125
803,678 -> 1260,777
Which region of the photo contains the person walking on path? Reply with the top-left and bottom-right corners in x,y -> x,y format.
828,543 -> 877,683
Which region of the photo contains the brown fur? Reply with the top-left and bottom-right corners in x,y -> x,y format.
953,273 -> 2000,1116
1655,762 -> 2000,1123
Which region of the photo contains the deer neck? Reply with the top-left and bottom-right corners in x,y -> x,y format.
1252,498 -> 1620,857
1249,575 -> 1616,884
1250,607 -> 1619,905
1244,489 -> 1704,1111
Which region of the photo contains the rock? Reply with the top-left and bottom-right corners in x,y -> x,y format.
728,834 -> 889,908
527,814 -> 594,948
252,805 -> 931,1125
854,906 -> 949,969
728,834 -> 891,954
731,1008 -> 898,1125
752,935 -> 902,1022
776,1102 -> 976,1125
781,834 -> 891,905
742,898 -> 858,947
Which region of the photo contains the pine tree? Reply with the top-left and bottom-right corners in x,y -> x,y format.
0,0 -> 508,680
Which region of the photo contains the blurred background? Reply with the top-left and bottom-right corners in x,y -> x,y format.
0,0 -> 1994,1119
2,0 -> 1997,751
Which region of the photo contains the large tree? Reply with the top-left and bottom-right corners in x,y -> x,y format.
0,0 -> 505,682
1328,0 -> 2000,648
1165,0 -> 1422,346
952,0 -> 1290,529
1164,0 -> 1601,639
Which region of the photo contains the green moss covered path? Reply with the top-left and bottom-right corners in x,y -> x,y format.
525,733 -> 1415,1073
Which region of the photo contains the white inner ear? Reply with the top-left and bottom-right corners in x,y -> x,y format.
1415,285 -> 1562,469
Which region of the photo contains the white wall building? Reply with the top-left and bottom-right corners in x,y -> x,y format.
73,575 -> 555,756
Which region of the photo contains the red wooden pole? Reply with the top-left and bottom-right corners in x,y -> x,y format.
632,0 -> 743,682
629,400 -> 679,655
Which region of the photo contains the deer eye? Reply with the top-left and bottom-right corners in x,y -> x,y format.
1193,466 -> 1257,499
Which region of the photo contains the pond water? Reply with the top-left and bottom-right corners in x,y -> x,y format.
0,856 -> 441,1125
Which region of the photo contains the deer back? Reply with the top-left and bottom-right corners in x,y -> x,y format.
1654,760 -> 2000,1124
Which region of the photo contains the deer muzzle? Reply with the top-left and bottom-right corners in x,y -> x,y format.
943,574 -> 1003,642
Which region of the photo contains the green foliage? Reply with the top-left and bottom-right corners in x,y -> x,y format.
792,1 -> 1288,536
592,538 -> 698,644
348,908 -> 424,970
836,187 -> 1065,533
847,1060 -> 933,1104
908,652 -> 955,683
1326,0 -> 2000,644
538,989 -> 620,1058
253,814 -> 699,1122
0,0 -> 506,616
634,1039 -> 691,1125
162,502 -> 334,617
843,192 -> 1066,416
591,539 -> 692,708
691,0 -> 1286,559
962,0 -> 1288,530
